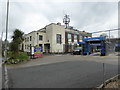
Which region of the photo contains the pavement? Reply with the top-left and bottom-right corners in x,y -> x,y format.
7,54 -> 118,88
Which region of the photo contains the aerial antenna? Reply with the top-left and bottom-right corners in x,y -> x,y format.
63,14 -> 70,29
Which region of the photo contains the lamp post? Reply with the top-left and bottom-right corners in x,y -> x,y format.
109,30 -> 110,43
5,0 -> 9,63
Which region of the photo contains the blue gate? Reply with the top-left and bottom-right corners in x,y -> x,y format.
78,36 -> 106,56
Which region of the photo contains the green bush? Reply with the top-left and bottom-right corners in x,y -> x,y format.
7,51 -> 13,57
7,51 -> 29,64
17,52 -> 29,60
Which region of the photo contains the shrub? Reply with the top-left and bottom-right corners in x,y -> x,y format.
7,51 -> 29,64
17,52 -> 29,60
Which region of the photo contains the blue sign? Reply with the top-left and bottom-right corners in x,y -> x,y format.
115,43 -> 120,47
34,46 -> 43,53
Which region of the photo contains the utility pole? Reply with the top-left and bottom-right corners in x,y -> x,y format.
3,0 -> 9,89
1,32 -> 3,40
5,0 -> 9,63
1,32 -> 3,58
109,30 -> 110,43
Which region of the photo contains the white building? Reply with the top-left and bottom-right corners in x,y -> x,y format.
22,23 -> 92,53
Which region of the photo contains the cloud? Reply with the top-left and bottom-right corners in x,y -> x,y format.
20,13 -> 50,33
80,8 -> 118,37
0,1 -> 118,41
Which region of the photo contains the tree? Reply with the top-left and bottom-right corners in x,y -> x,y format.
8,29 -> 29,64
12,29 -> 24,44
10,29 -> 24,53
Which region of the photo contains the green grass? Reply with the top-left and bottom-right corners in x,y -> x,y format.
16,52 -> 29,60
7,51 -> 29,64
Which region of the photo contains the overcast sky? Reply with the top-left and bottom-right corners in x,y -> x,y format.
0,0 -> 119,41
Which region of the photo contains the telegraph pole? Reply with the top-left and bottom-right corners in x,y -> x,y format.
5,0 -> 9,62
108,30 -> 110,43
3,0 -> 10,89
0,34 -> 2,64
1,32 -> 3,40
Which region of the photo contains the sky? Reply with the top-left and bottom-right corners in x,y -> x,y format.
0,0 -> 119,41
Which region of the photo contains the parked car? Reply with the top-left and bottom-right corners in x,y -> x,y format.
95,49 -> 101,52
72,47 -> 82,55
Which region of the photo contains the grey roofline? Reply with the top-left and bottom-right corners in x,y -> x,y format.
24,23 -> 91,36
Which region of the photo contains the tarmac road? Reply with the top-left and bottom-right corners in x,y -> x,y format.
8,59 -> 118,88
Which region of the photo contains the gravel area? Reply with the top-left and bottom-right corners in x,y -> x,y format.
98,75 -> 120,89
104,80 -> 119,88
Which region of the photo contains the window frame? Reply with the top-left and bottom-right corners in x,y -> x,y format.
30,36 -> 32,41
74,34 -> 77,40
56,34 -> 62,44
68,33 -> 72,42
39,35 -> 43,41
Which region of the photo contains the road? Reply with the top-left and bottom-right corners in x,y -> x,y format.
7,55 -> 118,88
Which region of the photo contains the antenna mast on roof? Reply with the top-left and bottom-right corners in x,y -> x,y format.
63,14 -> 70,29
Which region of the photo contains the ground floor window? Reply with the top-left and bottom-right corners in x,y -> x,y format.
56,34 -> 62,44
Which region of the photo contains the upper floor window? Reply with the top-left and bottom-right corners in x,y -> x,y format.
39,35 -> 43,40
27,37 -> 29,42
56,34 -> 62,44
68,33 -> 71,42
25,38 -> 27,42
74,35 -> 77,40
79,36 -> 82,40
30,36 -> 32,41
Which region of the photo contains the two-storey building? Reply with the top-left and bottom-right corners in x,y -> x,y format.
22,23 -> 92,53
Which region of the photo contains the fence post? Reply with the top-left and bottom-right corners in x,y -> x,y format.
103,63 -> 105,87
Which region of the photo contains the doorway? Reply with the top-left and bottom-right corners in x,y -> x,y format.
44,44 -> 50,53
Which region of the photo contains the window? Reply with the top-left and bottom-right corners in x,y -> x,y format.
39,35 -> 43,40
56,34 -> 62,44
68,33 -> 71,42
30,36 -> 32,41
30,44 -> 31,50
27,45 -> 29,49
79,36 -> 82,40
27,37 -> 29,42
25,38 -> 26,42
25,45 -> 26,49
74,35 -> 77,40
